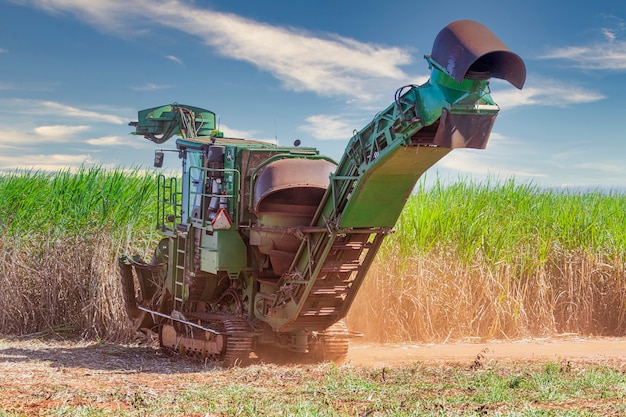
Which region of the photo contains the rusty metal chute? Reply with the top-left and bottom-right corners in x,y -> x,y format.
251,157 -> 337,275
253,158 -> 336,216
430,20 -> 526,89
432,109 -> 498,149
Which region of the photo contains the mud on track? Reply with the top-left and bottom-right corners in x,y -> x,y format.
0,336 -> 625,414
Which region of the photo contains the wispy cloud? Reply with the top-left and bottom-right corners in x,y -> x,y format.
437,149 -> 548,179
0,152 -> 98,171
0,81 -> 58,92
299,114 -> 362,141
17,0 -> 414,101
0,99 -> 128,125
18,0 -> 607,113
300,77 -> 605,141
166,54 -> 183,65
433,130 -> 549,180
216,123 -> 275,143
32,100 -> 126,124
0,48 -> 7,53
540,42 -> 626,70
86,135 -> 147,148
0,125 -> 137,148
490,78 -> 605,109
85,135 -> 124,146
552,144 -> 626,176
34,124 -> 90,138
601,28 -> 617,42
0,129 -> 35,146
0,125 -> 89,144
574,161 -> 626,175
190,19 -> 412,100
540,17 -> 626,71
130,83 -> 171,91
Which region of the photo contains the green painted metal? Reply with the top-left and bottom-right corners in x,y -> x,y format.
336,67 -> 496,228
258,53 -> 511,330
200,230 -> 248,277
132,104 -> 217,143
122,20 -> 526,358
338,146 -> 452,228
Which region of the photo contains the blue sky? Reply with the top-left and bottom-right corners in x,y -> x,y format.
1,0 -> 625,189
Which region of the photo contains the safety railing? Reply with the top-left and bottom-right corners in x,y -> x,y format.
186,165 -> 240,231
157,175 -> 182,235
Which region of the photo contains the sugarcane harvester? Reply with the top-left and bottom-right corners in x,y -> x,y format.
119,20 -> 525,366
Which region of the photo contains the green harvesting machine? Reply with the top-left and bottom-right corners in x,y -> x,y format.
119,20 -> 525,365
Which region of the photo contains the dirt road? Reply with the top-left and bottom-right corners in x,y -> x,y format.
1,336 -> 625,372
346,336 -> 626,367
1,335 -> 624,377
1,336 -> 625,414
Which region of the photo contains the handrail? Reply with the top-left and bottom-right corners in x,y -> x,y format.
187,165 -> 241,231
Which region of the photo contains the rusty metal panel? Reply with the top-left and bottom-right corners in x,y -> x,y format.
431,20 -> 526,89
433,109 -> 498,149
253,158 -> 336,213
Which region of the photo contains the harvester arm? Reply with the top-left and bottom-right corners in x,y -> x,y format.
260,20 -> 526,331
129,103 -> 218,144
324,19 -> 526,229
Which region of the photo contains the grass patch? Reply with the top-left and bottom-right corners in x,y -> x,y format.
1,355 -> 625,416
0,169 -> 624,342
0,167 -> 158,340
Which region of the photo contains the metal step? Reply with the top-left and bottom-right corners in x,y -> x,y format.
331,241 -> 372,251
300,307 -> 339,317
173,235 -> 187,304
309,286 -> 349,296
320,262 -> 362,273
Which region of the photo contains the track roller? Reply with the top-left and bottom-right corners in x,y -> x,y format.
157,314 -> 254,367
309,320 -> 350,364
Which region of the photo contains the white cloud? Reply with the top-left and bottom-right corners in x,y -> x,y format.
540,40 -> 626,71
0,48 -> 7,53
436,149 -> 547,179
17,0 -> 415,101
602,28 -> 617,42
299,114 -> 362,141
190,18 -> 412,99
551,144 -> 626,177
216,123 -> 275,143
574,161 -> 625,175
166,55 -> 183,64
17,0 -> 131,26
130,83 -> 171,91
0,129 -> 33,146
86,135 -> 147,149
27,0 -> 608,113
85,135 -> 123,146
17,0 -> 610,111
432,129 -> 548,180
3,99 -> 127,124
0,81 -> 58,92
0,152 -> 99,171
490,79 -> 605,109
0,125 -> 89,144
37,101 -> 126,124
34,124 -> 90,137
